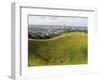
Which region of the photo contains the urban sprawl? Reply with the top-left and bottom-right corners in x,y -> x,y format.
28,25 -> 87,39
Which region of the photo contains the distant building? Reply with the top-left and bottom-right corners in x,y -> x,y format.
28,25 -> 88,39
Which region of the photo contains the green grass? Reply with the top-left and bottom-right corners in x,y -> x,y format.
28,32 -> 88,66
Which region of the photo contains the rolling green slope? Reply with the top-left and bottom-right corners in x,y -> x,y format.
28,32 -> 88,66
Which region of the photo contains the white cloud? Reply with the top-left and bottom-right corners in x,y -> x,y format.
29,16 -> 88,27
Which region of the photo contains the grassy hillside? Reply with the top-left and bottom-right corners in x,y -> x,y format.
28,32 -> 88,66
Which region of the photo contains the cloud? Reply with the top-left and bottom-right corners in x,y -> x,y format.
29,16 -> 88,27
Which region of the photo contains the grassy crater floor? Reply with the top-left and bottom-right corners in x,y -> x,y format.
28,32 -> 88,66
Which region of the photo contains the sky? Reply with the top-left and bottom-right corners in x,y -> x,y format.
28,15 -> 88,27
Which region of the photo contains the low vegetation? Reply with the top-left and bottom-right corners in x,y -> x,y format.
28,32 -> 88,66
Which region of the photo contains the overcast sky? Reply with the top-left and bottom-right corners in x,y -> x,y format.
28,16 -> 88,27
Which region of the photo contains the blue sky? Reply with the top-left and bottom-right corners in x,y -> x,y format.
29,16 -> 88,27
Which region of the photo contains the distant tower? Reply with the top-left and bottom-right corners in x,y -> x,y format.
64,24 -> 66,29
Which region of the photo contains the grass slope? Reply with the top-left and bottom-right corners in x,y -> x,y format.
28,32 -> 88,66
